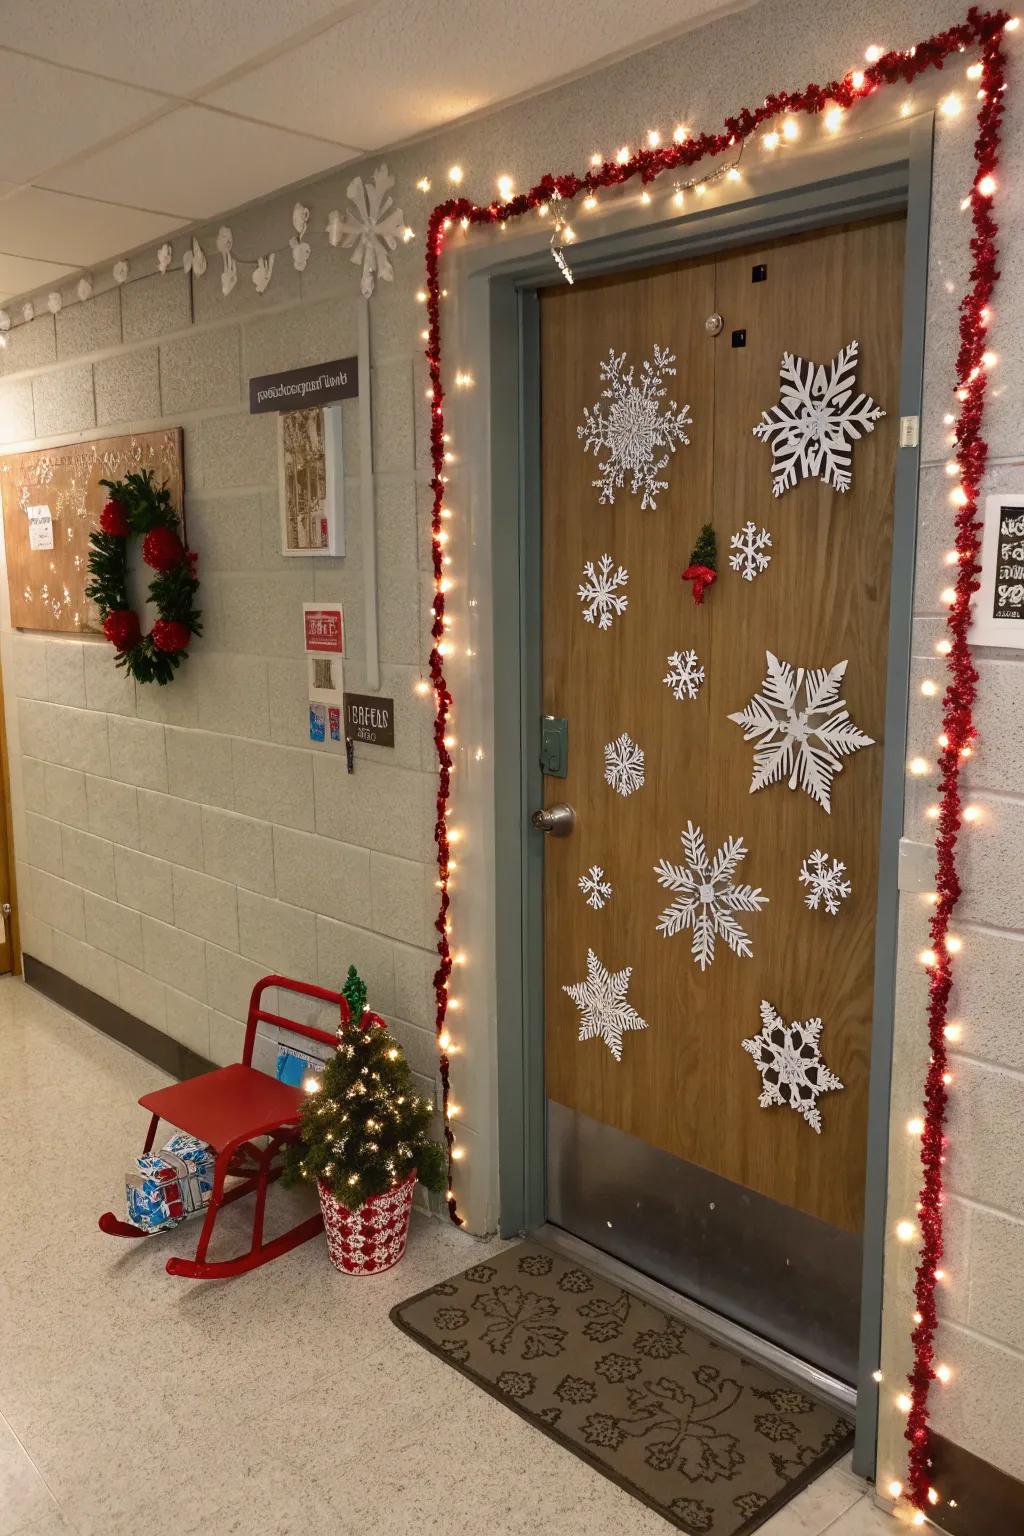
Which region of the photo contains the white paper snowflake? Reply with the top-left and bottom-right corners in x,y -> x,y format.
578,554 -> 629,630
327,164 -> 405,299
579,865 -> 613,910
603,733 -> 645,797
578,345 -> 692,510
742,999 -> 844,1133
728,651 -> 874,815
654,822 -> 768,971
663,649 -> 705,702
799,850 -> 852,915
563,948 -> 647,1061
753,340 -> 885,496
728,521 -> 773,582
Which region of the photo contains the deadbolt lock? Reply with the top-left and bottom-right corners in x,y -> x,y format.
705,312 -> 724,336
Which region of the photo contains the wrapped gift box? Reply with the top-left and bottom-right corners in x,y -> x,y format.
275,1042 -> 326,1088
126,1132 -> 215,1234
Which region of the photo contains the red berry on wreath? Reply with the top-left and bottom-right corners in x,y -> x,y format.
142,525 -> 185,571
151,619 -> 191,653
102,609 -> 141,651
100,499 -> 129,536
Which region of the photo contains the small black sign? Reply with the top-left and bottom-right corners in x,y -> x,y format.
249,356 -> 358,415
344,692 -> 395,748
993,505 -> 1024,622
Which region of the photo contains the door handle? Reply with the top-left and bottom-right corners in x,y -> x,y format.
531,803 -> 576,837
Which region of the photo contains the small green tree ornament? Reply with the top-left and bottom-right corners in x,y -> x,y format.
682,522 -> 717,604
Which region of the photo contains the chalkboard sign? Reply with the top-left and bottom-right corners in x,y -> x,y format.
972,494 -> 1024,648
993,506 -> 1024,622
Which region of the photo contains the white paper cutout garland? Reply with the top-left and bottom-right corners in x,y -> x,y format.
654,821 -> 768,971
578,554 -> 628,630
578,345 -> 692,510
663,649 -> 704,702
563,948 -> 647,1061
799,850 -> 851,915
742,999 -> 844,1133
729,521 -> 772,582
579,865 -> 613,910
728,651 -> 874,815
603,732 -> 645,797
753,340 -> 885,497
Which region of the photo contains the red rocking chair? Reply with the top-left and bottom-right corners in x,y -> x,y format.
99,974 -> 350,1279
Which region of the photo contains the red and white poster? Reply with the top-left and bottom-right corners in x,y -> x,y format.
303,604 -> 344,654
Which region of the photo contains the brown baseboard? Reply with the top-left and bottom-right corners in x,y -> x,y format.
925,1431 -> 1024,1534
24,954 -> 214,1081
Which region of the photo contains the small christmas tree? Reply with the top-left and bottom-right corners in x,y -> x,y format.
682,522 -> 717,604
283,966 -> 446,1209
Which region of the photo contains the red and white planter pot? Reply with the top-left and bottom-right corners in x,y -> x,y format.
318,1171 -> 416,1275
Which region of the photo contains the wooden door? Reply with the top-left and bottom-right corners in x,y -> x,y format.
541,218 -> 904,1264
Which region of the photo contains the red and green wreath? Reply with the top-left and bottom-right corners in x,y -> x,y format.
86,470 -> 201,686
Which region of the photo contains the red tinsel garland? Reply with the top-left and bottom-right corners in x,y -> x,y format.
423,8 -> 1008,1510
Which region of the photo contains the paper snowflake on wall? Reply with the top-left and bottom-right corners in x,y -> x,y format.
654,822 -> 768,971
753,340 -> 885,496
563,948 -> 647,1061
663,649 -> 705,702
326,164 -> 405,299
579,865 -> 613,910
578,553 -> 629,630
798,850 -> 852,915
728,521 -> 772,582
742,999 -> 844,1133
727,651 -> 874,815
578,346 -> 691,510
604,733 -> 645,797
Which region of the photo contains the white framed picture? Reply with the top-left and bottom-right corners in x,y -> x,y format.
969,493 -> 1024,649
277,403 -> 345,556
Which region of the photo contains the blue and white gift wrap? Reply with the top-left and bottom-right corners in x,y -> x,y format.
126,1132 -> 216,1234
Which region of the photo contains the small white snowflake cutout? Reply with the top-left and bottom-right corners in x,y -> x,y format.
729,521 -> 772,582
579,865 -> 613,910
604,733 -> 645,797
728,651 -> 875,815
563,948 -> 647,1062
654,822 -> 768,971
578,553 -> 629,630
742,999 -> 844,1133
663,649 -> 705,702
753,340 -> 886,496
578,345 -> 692,510
799,850 -> 852,916
326,163 -> 405,299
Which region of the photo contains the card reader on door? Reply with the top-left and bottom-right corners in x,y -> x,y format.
541,715 -> 568,778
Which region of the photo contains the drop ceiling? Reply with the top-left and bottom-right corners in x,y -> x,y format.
0,0 -> 753,306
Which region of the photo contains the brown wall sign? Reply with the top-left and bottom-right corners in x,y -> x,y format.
249,357 -> 359,414
344,693 -> 395,748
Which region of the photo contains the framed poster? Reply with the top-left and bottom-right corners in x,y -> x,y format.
277,405 -> 344,556
970,493 -> 1024,649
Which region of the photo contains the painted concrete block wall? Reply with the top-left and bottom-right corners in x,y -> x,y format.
0,0 -> 1022,1491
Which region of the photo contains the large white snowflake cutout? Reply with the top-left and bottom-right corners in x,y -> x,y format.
578,553 -> 629,630
579,865 -> 613,911
753,340 -> 885,496
654,822 -> 768,971
799,850 -> 852,916
728,651 -> 874,815
578,346 -> 692,510
742,999 -> 844,1134
326,164 -> 405,298
563,949 -> 647,1062
663,649 -> 705,702
604,733 -> 645,797
729,521 -> 772,582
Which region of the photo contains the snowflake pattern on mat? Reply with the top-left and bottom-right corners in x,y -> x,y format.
654,822 -> 768,971
663,649 -> 705,702
728,521 -> 773,582
798,849 -> 852,916
578,345 -> 692,509
579,865 -> 613,911
727,651 -> 875,815
563,949 -> 647,1062
604,732 -> 645,797
578,553 -> 629,630
743,999 -> 844,1133
753,340 -> 886,496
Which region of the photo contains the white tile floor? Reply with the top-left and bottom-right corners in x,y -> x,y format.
0,977 -> 905,1536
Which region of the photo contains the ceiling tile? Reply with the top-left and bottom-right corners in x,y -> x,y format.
39,106 -> 356,220
0,0 -> 356,96
0,53 -> 170,184
0,252 -> 77,305
0,187 -> 186,268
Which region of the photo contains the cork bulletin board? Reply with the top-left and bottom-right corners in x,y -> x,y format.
0,429 -> 184,634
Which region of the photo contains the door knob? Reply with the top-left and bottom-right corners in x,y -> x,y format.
531,803 -> 576,836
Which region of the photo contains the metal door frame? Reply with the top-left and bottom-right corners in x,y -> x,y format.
485,116 -> 934,1478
